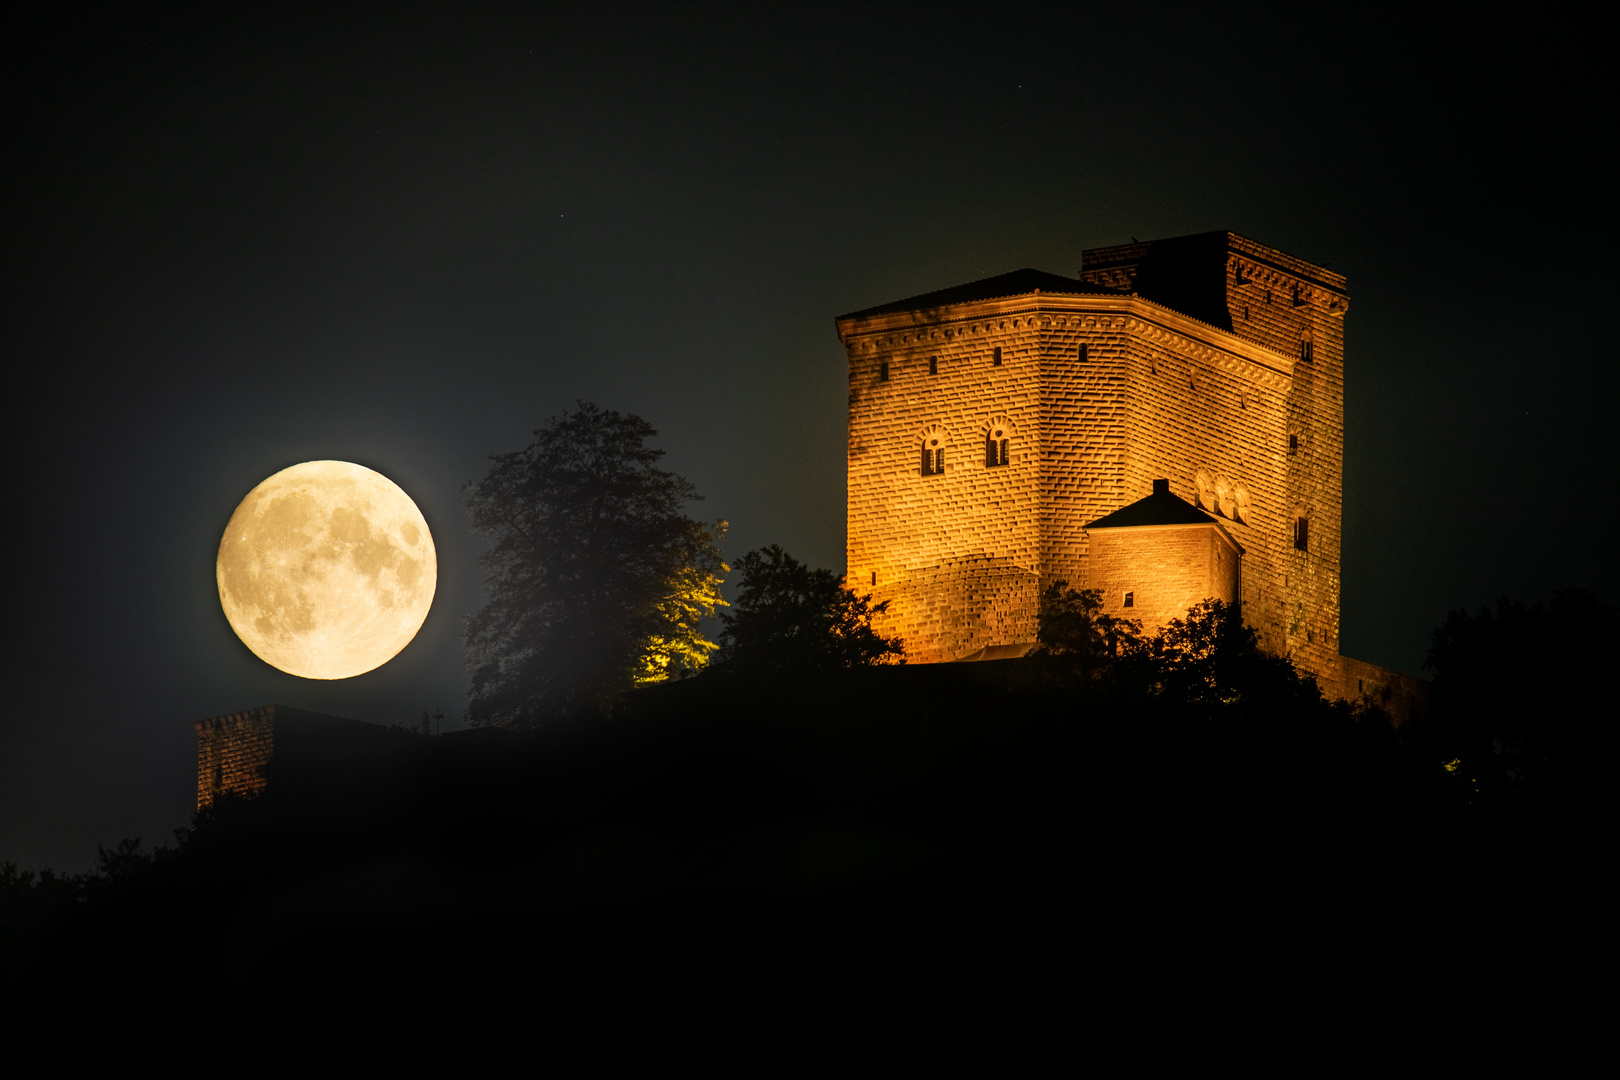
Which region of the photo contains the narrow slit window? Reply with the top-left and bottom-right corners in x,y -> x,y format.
879,360 -> 890,381
1288,433 -> 1299,455
1077,343 -> 1088,363
929,357 -> 938,375
1300,340 -> 1313,364
1294,517 -> 1309,552
992,346 -> 1002,366
1123,591 -> 1134,608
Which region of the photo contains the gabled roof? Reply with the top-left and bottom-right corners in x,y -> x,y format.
1084,484 -> 1223,530
839,268 -> 1122,320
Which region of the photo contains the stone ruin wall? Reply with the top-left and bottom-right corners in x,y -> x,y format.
196,707 -> 276,811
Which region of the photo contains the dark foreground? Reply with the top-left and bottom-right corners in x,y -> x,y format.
2,661 -> 1593,1068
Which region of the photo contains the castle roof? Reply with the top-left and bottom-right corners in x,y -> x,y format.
1084,480 -> 1230,533
839,268 -> 1121,319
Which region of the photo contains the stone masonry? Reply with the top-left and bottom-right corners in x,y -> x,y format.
194,703 -> 402,811
836,231 -> 1392,705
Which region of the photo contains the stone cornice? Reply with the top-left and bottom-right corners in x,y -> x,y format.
836,293 -> 1296,383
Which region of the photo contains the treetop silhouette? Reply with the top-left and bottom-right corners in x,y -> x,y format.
716,545 -> 903,672
462,402 -> 727,727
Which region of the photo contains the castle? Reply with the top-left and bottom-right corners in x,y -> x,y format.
836,230 -> 1417,709
192,231 -> 1421,810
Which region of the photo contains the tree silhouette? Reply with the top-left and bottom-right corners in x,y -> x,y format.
1129,598 -> 1316,713
1424,587 -> 1612,823
1028,582 -> 1141,685
462,402 -> 727,727
716,545 -> 903,672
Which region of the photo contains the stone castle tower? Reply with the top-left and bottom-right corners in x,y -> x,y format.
836,230 -> 1394,699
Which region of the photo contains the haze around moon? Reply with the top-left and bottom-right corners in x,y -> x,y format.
216,461 -> 437,679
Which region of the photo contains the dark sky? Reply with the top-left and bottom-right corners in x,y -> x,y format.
3,6 -> 1612,870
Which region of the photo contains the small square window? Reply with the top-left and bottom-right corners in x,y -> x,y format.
1123,591 -> 1134,608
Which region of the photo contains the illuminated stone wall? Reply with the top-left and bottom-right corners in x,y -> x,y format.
194,704 -> 399,812
195,707 -> 276,810
1087,524 -> 1242,634
838,232 -> 1349,684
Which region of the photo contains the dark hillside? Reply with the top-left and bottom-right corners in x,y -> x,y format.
4,657 -> 1577,1066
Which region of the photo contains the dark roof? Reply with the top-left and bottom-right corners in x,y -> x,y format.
1084,484 -> 1221,530
839,268 -> 1121,320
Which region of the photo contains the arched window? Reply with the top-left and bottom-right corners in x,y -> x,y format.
981,417 -> 1015,468
984,426 -> 1009,467
921,435 -> 945,476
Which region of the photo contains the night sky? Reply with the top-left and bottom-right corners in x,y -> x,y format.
3,7 -> 1612,871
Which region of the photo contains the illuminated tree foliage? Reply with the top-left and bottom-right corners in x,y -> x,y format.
462,402 -> 727,727
717,545 -> 904,672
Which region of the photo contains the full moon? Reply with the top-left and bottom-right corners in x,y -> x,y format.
217,461 -> 437,679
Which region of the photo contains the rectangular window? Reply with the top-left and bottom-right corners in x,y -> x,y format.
1300,341 -> 1313,364
1123,591 -> 1134,608
992,347 -> 1002,366
1294,517 -> 1309,551
879,361 -> 889,381
1077,343 -> 1088,363
1288,433 -> 1298,455
929,357 -> 938,375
